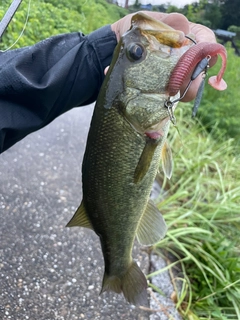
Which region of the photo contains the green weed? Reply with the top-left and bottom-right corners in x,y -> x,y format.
198,45 -> 240,149
149,108 -> 240,320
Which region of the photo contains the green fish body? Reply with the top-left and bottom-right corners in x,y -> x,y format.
67,13 -> 193,306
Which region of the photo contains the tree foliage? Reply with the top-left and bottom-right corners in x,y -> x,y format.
203,1 -> 222,29
0,0 -> 127,50
0,1 -> 84,49
220,0 -> 240,29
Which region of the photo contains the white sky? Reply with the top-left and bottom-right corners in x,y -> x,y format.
118,0 -> 198,8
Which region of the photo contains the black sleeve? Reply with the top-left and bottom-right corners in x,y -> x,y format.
0,25 -> 117,153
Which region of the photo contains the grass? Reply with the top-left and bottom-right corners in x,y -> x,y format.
198,45 -> 240,150
148,107 -> 240,320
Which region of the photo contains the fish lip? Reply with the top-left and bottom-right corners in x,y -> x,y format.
144,116 -> 170,140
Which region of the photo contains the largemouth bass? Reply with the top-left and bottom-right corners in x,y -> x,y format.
67,13 -> 194,306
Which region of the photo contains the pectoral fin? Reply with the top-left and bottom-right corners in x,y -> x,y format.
134,138 -> 158,184
136,199 -> 167,245
66,201 -> 93,230
161,141 -> 173,179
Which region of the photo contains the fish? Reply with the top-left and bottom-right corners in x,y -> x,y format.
66,12 -> 198,306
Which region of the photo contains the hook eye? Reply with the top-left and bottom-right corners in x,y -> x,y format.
164,100 -> 176,125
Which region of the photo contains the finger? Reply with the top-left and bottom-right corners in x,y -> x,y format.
189,22 -> 216,44
161,13 -> 190,35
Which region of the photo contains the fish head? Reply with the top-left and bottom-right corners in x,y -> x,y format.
104,12 -> 194,140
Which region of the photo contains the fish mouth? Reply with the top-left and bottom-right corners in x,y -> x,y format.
144,116 -> 170,140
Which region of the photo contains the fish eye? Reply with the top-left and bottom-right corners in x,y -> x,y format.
127,43 -> 144,61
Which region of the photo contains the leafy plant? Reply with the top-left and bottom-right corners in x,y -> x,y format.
0,0 -> 84,49
0,0 -> 128,50
197,45 -> 240,150
148,109 -> 240,319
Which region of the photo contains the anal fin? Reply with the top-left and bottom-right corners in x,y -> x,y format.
136,199 -> 167,245
66,201 -> 93,230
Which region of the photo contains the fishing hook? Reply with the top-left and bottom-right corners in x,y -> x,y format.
185,35 -> 197,45
165,55 -> 211,119
164,100 -> 176,125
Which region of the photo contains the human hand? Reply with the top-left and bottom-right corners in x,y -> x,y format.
111,11 -> 218,102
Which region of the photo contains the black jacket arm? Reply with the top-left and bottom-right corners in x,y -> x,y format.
0,25 -> 117,153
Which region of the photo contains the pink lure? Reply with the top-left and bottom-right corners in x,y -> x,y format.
167,42 -> 227,96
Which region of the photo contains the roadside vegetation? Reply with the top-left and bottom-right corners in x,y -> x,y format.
150,40 -> 240,319
151,108 -> 240,319
0,0 -> 127,49
199,45 -> 240,151
0,0 -> 239,319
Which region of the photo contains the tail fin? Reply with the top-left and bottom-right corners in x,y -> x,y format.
101,261 -> 148,306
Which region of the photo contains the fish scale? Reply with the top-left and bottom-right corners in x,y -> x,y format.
83,104 -> 161,241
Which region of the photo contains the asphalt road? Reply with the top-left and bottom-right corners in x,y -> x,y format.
0,105 -> 181,320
